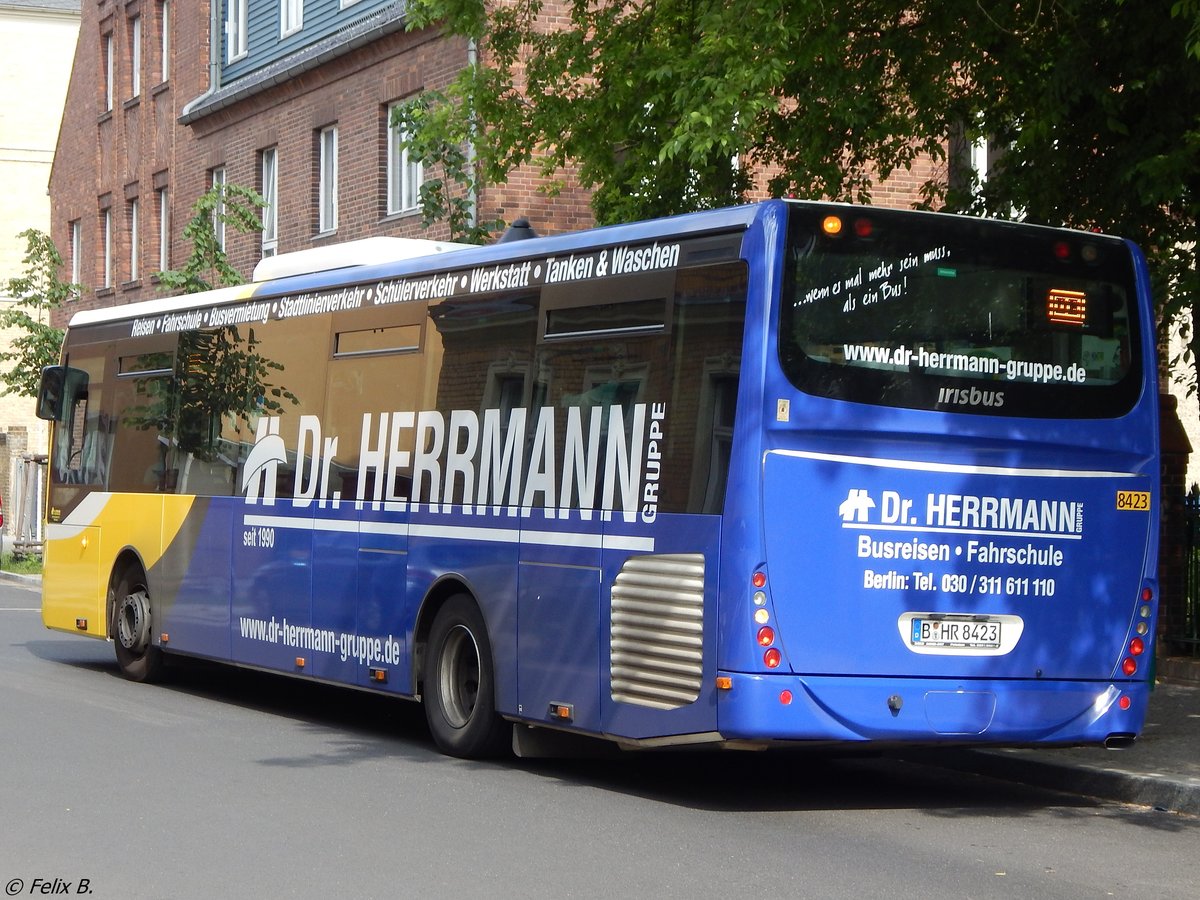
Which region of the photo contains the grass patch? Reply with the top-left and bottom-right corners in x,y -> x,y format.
0,551 -> 42,575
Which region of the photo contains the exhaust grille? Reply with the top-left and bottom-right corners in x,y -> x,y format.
610,553 -> 705,709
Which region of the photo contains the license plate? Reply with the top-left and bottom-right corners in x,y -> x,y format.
910,617 -> 1001,649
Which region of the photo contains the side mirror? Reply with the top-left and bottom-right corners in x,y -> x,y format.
36,366 -> 87,421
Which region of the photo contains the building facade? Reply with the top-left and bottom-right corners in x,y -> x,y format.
48,0 -> 597,322
0,0 -> 80,544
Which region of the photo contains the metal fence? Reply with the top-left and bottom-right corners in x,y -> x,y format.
9,454 -> 46,552
1178,489 -> 1200,657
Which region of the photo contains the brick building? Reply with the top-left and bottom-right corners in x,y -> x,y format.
48,0 -> 598,322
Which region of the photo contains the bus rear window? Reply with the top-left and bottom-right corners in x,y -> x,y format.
779,206 -> 1142,418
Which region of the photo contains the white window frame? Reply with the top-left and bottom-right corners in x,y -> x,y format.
104,33 -> 114,111
70,220 -> 82,286
281,0 -> 303,37
129,197 -> 140,281
261,147 -> 278,257
157,187 -> 170,271
102,209 -> 112,288
160,1 -> 170,82
227,0 -> 247,62
387,103 -> 423,215
211,166 -> 227,251
318,126 -> 338,233
130,16 -> 141,98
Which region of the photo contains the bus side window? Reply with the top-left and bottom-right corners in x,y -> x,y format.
672,262 -> 748,515
51,357 -> 110,487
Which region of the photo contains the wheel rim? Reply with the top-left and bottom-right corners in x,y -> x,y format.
437,624 -> 481,729
116,589 -> 151,652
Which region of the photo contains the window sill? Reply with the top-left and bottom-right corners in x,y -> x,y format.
381,208 -> 422,224
95,286 -> 115,299
123,96 -> 141,111
121,279 -> 143,292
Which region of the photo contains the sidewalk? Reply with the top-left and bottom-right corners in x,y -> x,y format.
919,663 -> 1200,816
7,566 -> 1198,813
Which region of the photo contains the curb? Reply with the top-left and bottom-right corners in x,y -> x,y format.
915,748 -> 1200,817
0,570 -> 41,587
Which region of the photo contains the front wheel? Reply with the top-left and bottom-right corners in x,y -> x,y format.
422,595 -> 508,758
111,568 -> 164,683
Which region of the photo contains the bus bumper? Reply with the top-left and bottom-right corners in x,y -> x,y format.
715,672 -> 1150,746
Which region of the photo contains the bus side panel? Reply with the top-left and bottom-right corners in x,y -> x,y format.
356,507 -> 411,693
407,507 -> 521,716
600,513 -> 721,741
153,496 -> 234,661
311,504 -> 361,687
230,505 -> 314,673
517,521 -> 603,733
42,523 -> 104,637
44,494 -> 189,640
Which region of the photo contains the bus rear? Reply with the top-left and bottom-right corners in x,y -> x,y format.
719,202 -> 1158,747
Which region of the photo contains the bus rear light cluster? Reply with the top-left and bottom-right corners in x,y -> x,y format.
1119,695 -> 1132,711
1122,586 -> 1154,677
751,571 -> 781,669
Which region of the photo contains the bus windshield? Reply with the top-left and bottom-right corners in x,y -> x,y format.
779,205 -> 1142,417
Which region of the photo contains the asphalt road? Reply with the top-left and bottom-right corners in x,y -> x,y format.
1,579 -> 1196,900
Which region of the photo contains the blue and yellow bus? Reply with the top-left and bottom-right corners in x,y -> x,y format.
37,200 -> 1159,756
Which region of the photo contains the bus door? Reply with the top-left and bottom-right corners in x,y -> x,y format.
40,345 -> 111,637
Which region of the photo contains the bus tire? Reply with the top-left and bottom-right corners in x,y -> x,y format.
111,567 -> 164,683
423,594 -> 508,758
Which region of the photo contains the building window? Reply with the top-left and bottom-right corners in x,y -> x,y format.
160,1 -> 170,82
158,186 -> 170,271
387,104 -> 423,215
130,16 -> 142,98
211,166 -> 227,251
102,209 -> 112,288
261,147 -> 278,257
318,126 -> 337,233
281,0 -> 303,37
103,32 -> 114,111
128,197 -> 140,281
70,220 -> 82,286
227,0 -> 247,62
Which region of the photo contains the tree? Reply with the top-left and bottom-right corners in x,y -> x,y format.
131,181 -> 296,461
156,182 -> 266,294
398,0 -> 1199,381
0,229 -> 78,397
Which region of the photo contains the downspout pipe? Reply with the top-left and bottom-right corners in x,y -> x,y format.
467,38 -> 478,234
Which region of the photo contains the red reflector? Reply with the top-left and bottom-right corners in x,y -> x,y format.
1053,241 -> 1071,261
1119,695 -> 1132,711
1121,657 -> 1137,676
764,648 -> 782,669
752,571 -> 767,589
757,626 -> 775,647
853,217 -> 873,238
780,690 -> 793,705
1141,587 -> 1153,602
1129,637 -> 1145,656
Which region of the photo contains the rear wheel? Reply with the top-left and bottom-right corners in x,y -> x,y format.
422,594 -> 508,758
111,568 -> 164,683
